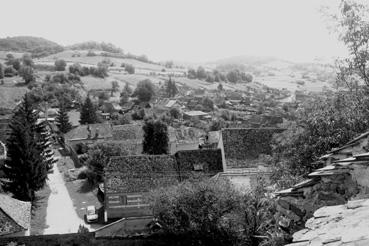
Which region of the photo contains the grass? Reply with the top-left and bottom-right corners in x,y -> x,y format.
30,183 -> 51,235
0,85 -> 28,109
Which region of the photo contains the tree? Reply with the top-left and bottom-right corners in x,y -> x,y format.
142,119 -> 169,155
19,65 -> 34,84
2,94 -> 50,201
22,54 -> 34,67
201,97 -> 214,112
124,64 -> 135,74
132,79 -> 155,102
227,69 -> 241,83
0,63 -> 4,79
187,68 -> 197,79
196,66 -> 207,80
80,96 -> 98,124
56,100 -> 72,133
123,82 -> 132,95
85,143 -> 129,184
111,81 -> 120,96
217,83 -> 223,91
54,59 -> 67,71
165,77 -> 179,98
170,107 -> 181,119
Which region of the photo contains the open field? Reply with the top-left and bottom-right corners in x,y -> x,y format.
0,85 -> 28,109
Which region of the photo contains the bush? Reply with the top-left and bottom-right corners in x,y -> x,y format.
125,64 -> 135,74
54,59 -> 67,71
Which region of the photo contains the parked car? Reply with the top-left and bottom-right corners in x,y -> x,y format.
86,205 -> 98,223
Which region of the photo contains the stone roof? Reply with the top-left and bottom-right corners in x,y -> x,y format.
276,152 -> 369,197
0,194 -> 31,234
286,199 -> 369,246
65,123 -> 112,140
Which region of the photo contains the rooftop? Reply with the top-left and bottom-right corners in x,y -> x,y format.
0,193 -> 31,232
287,199 -> 369,246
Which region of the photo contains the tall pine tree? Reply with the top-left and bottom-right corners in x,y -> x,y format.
56,101 -> 72,133
142,119 -> 169,155
166,77 -> 178,98
2,93 -> 50,201
80,96 -> 98,124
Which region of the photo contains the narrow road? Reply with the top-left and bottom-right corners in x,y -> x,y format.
43,161 -> 91,234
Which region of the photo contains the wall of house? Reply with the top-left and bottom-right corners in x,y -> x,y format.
95,217 -> 153,238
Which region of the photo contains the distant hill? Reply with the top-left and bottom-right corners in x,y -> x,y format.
212,55 -> 286,66
67,41 -> 123,54
0,36 -> 64,58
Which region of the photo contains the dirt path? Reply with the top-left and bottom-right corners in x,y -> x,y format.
43,162 -> 91,234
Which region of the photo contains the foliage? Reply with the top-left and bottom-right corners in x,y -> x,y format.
196,66 -> 207,80
132,79 -> 156,102
85,142 -> 129,184
22,54 -> 34,67
1,94 -> 50,201
201,97 -> 214,111
0,63 -> 4,79
119,82 -> 132,105
124,64 -> 135,74
111,81 -> 119,96
150,178 -> 289,246
56,100 -> 72,134
169,107 -> 181,119
165,77 -> 179,98
142,119 -> 169,155
68,41 -> 123,53
112,113 -> 132,125
0,36 -> 64,57
54,59 -> 67,71
209,118 -> 226,131
80,96 -> 98,124
131,108 -> 145,120
4,66 -> 17,77
19,65 -> 34,84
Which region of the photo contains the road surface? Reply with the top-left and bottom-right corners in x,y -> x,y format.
43,160 -> 91,234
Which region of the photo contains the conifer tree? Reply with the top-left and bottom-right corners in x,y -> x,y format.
166,77 -> 178,98
56,100 -> 72,133
2,94 -> 50,201
80,96 -> 98,124
142,119 -> 169,155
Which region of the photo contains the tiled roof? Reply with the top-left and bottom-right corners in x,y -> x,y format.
286,199 -> 369,246
0,194 -> 31,230
112,124 -> 144,141
105,155 -> 178,193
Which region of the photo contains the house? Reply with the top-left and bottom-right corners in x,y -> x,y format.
104,150 -> 224,221
183,111 -> 210,121
103,155 -> 178,221
164,99 -> 181,109
215,128 -> 284,191
219,128 -> 284,169
0,194 -> 31,237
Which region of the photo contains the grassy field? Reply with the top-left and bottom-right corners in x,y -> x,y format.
0,85 -> 28,109
31,184 -> 51,235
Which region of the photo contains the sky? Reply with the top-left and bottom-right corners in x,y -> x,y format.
0,0 -> 350,63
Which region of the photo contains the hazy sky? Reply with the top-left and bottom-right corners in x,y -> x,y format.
0,0 -> 349,62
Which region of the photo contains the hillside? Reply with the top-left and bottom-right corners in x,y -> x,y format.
0,36 -> 64,58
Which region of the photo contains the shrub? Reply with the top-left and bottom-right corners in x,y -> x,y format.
54,59 -> 67,71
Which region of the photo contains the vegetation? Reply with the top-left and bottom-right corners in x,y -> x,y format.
0,36 -> 64,57
19,65 -> 34,84
1,94 -> 50,201
142,119 -> 169,155
56,100 -> 72,134
68,41 -> 123,53
132,79 -> 156,102
124,63 -> 135,74
150,178 -> 288,246
54,59 -> 67,71
84,143 -> 129,184
165,77 -> 179,98
111,81 -> 119,96
80,96 -> 98,124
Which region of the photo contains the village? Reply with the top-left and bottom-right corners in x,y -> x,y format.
2,0 -> 369,245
